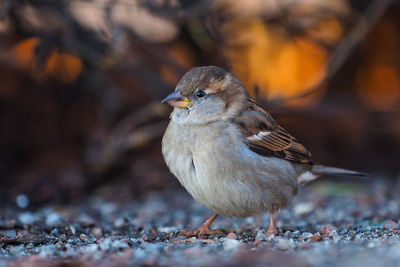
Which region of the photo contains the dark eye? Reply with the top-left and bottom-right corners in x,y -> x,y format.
196,90 -> 206,98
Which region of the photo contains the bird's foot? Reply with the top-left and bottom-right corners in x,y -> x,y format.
179,226 -> 224,239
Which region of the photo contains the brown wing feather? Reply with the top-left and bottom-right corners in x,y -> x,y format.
233,98 -> 313,164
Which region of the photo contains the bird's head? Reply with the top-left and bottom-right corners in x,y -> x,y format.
162,66 -> 248,124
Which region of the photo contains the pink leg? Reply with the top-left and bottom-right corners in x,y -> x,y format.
267,210 -> 278,235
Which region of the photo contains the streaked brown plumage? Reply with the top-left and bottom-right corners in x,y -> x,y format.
234,98 -> 312,164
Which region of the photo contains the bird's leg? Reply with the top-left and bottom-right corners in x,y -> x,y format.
179,213 -> 223,238
267,210 -> 278,235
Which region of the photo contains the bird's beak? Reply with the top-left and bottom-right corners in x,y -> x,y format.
161,90 -> 193,108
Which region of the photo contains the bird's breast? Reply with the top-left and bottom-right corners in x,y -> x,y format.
161,121 -> 299,217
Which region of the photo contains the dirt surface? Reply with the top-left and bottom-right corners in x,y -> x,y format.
1,177 -> 400,267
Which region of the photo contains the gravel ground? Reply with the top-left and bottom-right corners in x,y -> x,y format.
1,178 -> 400,267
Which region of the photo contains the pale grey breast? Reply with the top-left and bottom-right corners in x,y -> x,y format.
162,120 -> 304,217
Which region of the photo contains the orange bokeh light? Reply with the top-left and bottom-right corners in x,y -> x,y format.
45,50 -> 83,84
12,37 -> 39,68
357,65 -> 400,111
12,37 -> 83,83
221,19 -> 330,107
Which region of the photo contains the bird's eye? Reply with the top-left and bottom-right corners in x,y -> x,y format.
196,90 -> 206,98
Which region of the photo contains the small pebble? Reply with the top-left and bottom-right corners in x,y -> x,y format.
283,231 -> 291,237
276,238 -> 294,250
99,237 -> 112,251
383,220 -> 398,231
18,212 -> 36,224
0,229 -> 16,237
311,235 -> 323,242
16,194 -> 29,209
50,228 -> 59,236
226,232 -> 237,239
92,227 -> 103,237
256,230 -> 266,240
293,202 -> 315,216
253,239 -> 262,247
45,213 -> 62,226
111,240 -> 129,250
302,232 -> 313,239
83,244 -> 99,254
69,225 -> 76,235
223,238 -> 241,251
114,217 -> 125,228
77,213 -> 95,226
158,226 -> 178,233
322,224 -> 337,235
266,234 -> 276,241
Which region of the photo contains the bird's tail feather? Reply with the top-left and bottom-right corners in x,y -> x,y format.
298,165 -> 368,187
311,165 -> 369,177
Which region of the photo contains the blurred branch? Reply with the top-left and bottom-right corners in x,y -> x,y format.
268,0 -> 394,106
0,0 -> 12,20
89,102 -> 170,175
178,0 -> 213,21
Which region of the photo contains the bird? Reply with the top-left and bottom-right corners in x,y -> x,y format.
161,66 -> 367,238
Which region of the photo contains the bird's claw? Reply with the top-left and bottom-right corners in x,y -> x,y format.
267,226 -> 278,236
179,227 -> 224,239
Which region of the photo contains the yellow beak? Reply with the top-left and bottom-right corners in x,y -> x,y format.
161,90 -> 193,108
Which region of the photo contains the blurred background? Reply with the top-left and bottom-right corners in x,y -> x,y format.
0,0 -> 399,207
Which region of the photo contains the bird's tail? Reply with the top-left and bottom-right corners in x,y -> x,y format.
312,165 -> 368,177
298,165 -> 368,186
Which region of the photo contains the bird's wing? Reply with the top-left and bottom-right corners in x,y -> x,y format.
233,98 -> 313,164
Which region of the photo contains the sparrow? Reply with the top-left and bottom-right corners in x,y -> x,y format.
161,66 -> 367,237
